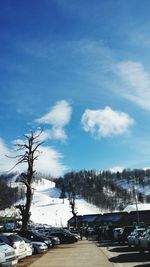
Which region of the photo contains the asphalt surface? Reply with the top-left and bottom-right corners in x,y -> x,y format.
29,239 -> 113,267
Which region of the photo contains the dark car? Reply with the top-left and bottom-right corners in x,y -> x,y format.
36,231 -> 60,247
46,230 -> 79,244
118,226 -> 135,244
17,230 -> 52,248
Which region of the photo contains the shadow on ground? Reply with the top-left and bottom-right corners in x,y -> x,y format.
109,251 -> 150,263
98,241 -> 127,248
134,264 -> 150,267
109,246 -> 136,253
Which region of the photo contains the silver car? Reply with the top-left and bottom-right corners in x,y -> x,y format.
0,233 -> 26,260
127,228 -> 145,248
138,229 -> 150,253
32,241 -> 48,254
0,242 -> 18,267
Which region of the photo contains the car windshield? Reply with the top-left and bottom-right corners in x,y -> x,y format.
33,231 -> 48,239
0,243 -> 6,246
7,234 -> 23,242
62,229 -> 71,234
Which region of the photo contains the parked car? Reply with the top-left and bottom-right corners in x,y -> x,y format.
32,241 -> 48,254
118,226 -> 135,244
138,229 -> 150,253
17,230 -> 52,248
43,235 -> 60,247
127,228 -> 145,248
37,231 -> 60,247
0,233 -> 26,260
113,228 -> 123,242
0,242 -> 18,267
19,237 -> 33,256
46,229 -> 79,244
45,227 -> 80,241
63,229 -> 80,240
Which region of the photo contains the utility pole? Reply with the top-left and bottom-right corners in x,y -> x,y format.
132,179 -> 140,225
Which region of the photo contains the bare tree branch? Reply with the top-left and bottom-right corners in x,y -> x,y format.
7,130 -> 44,230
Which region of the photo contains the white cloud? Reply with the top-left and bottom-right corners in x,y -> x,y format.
32,129 -> 67,143
35,100 -> 72,141
0,138 -> 16,173
35,145 -> 68,177
115,61 -> 150,111
0,138 -> 67,177
110,166 -> 124,173
81,106 -> 134,138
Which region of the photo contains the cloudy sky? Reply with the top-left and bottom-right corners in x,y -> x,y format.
1,0 -> 150,177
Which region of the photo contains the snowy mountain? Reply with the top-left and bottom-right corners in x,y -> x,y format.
0,178 -> 101,227
20,178 -> 150,227
1,176 -> 150,228
30,179 -> 101,227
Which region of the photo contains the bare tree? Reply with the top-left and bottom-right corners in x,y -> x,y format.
59,185 -> 67,204
10,130 -> 43,230
68,185 -> 78,229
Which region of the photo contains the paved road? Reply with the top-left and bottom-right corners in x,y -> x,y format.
99,242 -> 150,267
29,239 -> 113,267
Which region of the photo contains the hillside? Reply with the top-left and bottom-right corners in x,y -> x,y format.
1,168 -> 150,227
55,169 -> 150,211
30,179 -> 103,227
0,178 -> 102,227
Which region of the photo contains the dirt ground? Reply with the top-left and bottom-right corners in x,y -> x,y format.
17,253 -> 45,267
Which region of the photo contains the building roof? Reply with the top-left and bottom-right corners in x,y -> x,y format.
123,204 -> 150,212
68,215 -> 82,223
82,214 -> 100,223
95,212 -> 127,222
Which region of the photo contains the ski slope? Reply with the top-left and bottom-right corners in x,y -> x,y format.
30,179 -> 101,227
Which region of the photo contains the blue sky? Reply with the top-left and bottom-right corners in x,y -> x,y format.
1,0 -> 150,177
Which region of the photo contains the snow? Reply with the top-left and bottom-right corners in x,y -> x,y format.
123,203 -> 150,212
29,179 -> 101,227
1,178 -> 150,227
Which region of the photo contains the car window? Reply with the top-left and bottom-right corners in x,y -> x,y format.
0,243 -> 4,246
7,234 -> 22,242
0,236 -> 9,243
33,232 -> 41,237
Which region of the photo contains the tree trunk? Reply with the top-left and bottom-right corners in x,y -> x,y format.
21,185 -> 32,230
10,131 -> 43,230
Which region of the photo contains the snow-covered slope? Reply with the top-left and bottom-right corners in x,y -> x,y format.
29,179 -> 101,227
1,178 -> 150,227
0,179 -> 101,227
